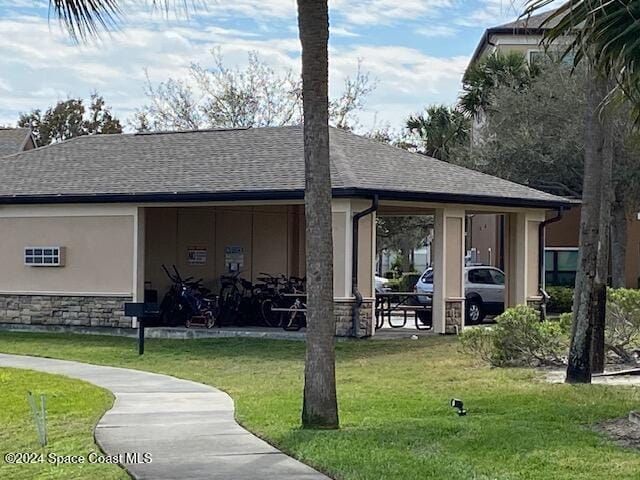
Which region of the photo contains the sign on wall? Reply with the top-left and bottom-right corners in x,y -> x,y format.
187,246 -> 207,265
225,245 -> 244,272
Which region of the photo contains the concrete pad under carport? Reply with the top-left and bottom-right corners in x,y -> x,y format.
0,353 -> 329,480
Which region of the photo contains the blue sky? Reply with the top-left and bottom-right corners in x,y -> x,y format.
0,0 -> 535,131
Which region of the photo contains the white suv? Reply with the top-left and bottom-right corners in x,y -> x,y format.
415,266 -> 506,324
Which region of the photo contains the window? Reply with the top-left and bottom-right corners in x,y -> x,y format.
490,270 -> 505,285
25,246 -> 65,267
545,248 -> 578,286
528,50 -> 545,64
468,268 -> 495,285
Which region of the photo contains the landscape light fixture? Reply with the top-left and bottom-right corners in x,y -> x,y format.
450,398 -> 467,416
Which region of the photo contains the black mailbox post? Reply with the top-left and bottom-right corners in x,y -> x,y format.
124,302 -> 160,355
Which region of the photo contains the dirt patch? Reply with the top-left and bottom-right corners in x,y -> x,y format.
594,417 -> 640,450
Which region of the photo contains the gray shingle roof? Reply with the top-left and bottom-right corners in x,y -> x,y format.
495,9 -> 561,31
0,128 -> 32,157
469,8 -> 564,65
0,126 -> 569,208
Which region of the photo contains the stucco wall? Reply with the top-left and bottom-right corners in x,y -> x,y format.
145,205 -> 304,298
546,207 -> 580,247
0,214 -> 135,295
468,214 -> 500,266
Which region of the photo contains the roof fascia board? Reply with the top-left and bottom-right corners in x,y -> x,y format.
0,187 -> 573,210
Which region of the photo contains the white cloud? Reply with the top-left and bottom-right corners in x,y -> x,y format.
456,0 -> 520,27
331,0 -> 455,26
415,25 -> 457,37
0,6 -> 469,130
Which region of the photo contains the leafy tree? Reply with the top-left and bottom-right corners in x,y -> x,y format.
377,216 -> 433,272
453,60 -> 585,198
524,0 -> 640,119
456,57 -> 640,286
46,0 -> 340,428
523,0 -> 640,382
133,50 -> 373,132
406,105 -> 469,161
18,93 -> 122,146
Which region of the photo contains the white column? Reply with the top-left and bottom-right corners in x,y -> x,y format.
132,207 -> 145,328
505,210 -> 545,307
433,207 -> 466,334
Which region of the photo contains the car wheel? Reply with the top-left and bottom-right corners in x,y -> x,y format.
466,299 -> 484,325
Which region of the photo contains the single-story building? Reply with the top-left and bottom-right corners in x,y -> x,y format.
0,126 -> 570,337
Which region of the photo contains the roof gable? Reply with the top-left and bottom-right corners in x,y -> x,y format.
0,128 -> 33,157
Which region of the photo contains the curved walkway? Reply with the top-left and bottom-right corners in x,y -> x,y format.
0,353 -> 329,480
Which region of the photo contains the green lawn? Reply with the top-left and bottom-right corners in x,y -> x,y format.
0,366 -> 127,480
0,332 -> 639,479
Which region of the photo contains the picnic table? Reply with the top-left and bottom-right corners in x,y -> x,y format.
375,292 -> 432,330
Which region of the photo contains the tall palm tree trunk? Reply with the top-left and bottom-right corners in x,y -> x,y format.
566,69 -> 607,384
297,0 -> 339,429
590,108 -> 613,374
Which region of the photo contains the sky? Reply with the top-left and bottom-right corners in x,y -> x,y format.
0,0 -> 535,132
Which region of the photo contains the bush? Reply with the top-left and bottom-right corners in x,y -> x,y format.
546,286 -> 573,314
398,273 -> 421,292
386,279 -> 401,292
606,288 -> 640,362
460,305 -> 569,367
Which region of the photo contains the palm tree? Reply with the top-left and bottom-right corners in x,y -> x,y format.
523,0 -> 639,382
47,0 -> 339,427
296,0 -> 339,429
459,51 -> 535,118
406,105 -> 469,161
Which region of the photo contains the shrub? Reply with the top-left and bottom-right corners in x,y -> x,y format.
399,273 -> 421,292
557,312 -> 572,335
460,305 -> 568,367
546,286 -> 574,314
459,327 -> 495,364
386,279 -> 401,292
606,288 -> 640,362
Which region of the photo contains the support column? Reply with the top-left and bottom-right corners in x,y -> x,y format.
331,199 -> 376,337
504,211 -> 545,309
433,208 -> 466,334
132,207 -> 145,328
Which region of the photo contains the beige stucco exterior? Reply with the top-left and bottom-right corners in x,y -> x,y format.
503,211 -> 544,306
0,197 -> 550,336
432,208 -> 466,334
144,205 -> 306,298
0,205 -> 137,295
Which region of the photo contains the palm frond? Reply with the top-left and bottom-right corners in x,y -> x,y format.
49,0 -> 122,41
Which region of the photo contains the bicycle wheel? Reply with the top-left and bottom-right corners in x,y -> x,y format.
260,298 -> 275,327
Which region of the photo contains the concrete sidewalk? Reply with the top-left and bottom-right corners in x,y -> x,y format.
0,353 -> 329,480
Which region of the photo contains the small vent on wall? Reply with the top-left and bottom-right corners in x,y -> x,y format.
24,246 -> 66,267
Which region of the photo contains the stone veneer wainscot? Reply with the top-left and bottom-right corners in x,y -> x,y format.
0,294 -> 132,328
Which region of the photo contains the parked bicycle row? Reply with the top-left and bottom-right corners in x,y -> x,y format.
157,265 -> 307,330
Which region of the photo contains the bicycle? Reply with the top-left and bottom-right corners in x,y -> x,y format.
218,271 -> 254,326
282,296 -> 307,331
159,265 -> 219,328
